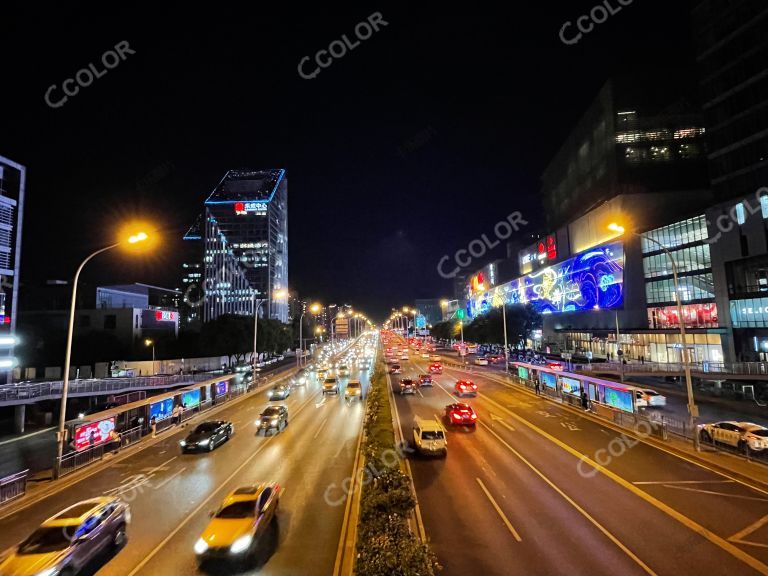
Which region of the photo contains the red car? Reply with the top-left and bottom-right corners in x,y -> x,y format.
445,403 -> 477,426
428,363 -> 443,374
455,380 -> 478,397
418,374 -> 433,386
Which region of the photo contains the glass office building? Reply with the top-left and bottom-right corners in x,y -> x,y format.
202,169 -> 288,323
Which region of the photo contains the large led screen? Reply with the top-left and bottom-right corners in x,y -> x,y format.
540,372 -> 557,389
471,242 -> 624,316
181,389 -> 201,408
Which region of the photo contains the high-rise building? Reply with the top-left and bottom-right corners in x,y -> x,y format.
201,169 -> 288,323
0,155 -> 25,368
542,76 -> 710,230
693,0 -> 768,203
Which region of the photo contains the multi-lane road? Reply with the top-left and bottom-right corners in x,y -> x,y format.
0,341 -> 373,576
388,341 -> 768,576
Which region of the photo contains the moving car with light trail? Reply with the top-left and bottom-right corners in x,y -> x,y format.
257,406 -> 288,435
412,417 -> 447,457
345,380 -> 362,401
455,380 -> 478,397
269,383 -> 291,400
195,483 -> 280,564
444,403 -> 477,426
634,388 -> 666,408
399,378 -> 417,395
322,377 -> 339,395
181,420 -> 234,452
0,496 -> 130,576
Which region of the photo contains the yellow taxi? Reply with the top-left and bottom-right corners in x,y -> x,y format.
194,482 -> 280,562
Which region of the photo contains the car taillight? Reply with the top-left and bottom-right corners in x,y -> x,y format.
470,413 -> 477,420
451,412 -> 462,420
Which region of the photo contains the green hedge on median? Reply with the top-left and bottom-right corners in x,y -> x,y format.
355,364 -> 439,576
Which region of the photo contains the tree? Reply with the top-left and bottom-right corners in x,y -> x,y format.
463,304 -> 541,347
430,321 -> 458,341
199,314 -> 253,365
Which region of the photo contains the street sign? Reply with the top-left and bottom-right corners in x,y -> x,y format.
415,315 -> 426,329
456,309 -> 465,320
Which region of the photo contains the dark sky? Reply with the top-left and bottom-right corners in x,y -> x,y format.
1,1 -> 696,322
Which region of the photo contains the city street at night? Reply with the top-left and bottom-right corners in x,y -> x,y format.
2,2 -> 768,575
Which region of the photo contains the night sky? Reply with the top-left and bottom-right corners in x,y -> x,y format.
1,1 -> 695,321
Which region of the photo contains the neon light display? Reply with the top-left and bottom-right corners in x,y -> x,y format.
234,201 -> 268,215
471,242 -> 624,316
155,310 -> 177,322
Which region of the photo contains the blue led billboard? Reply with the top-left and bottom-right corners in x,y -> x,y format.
181,389 -> 201,408
471,242 -> 624,316
540,372 -> 557,389
150,397 -> 174,421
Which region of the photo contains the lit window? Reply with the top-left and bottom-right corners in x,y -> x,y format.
736,202 -> 746,225
761,194 -> 768,220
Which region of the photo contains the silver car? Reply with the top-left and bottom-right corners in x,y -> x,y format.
0,496 -> 130,576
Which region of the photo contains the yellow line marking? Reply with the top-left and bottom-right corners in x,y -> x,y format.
478,421 -> 657,575
730,513 -> 768,542
475,477 -> 522,542
733,540 -> 768,550
634,480 -> 734,485
477,392 -> 768,575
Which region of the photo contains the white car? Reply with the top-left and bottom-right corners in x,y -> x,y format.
421,353 -> 430,359
474,357 -> 489,366
634,389 -> 666,408
699,421 -> 768,452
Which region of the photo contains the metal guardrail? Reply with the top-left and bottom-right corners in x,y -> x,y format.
0,373 -> 213,405
52,372 -> 286,479
58,444 -> 106,477
578,360 -> 768,377
0,469 -> 28,505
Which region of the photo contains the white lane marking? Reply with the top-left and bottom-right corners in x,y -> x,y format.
140,456 -> 177,476
313,417 -> 329,440
489,413 -> 516,432
417,389 -> 424,398
478,421 -> 658,575
633,480 -> 735,485
561,421 -> 580,431
729,513 -> 768,542
152,467 -> 187,490
660,484 -> 768,502
476,478 -> 522,542
125,389 -> 322,576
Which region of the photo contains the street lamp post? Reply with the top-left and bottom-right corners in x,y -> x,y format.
252,296 -> 266,372
609,223 -> 699,449
145,339 -> 155,376
54,231 -> 149,479
501,300 -> 509,374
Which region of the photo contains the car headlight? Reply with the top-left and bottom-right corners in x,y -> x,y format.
180,440 -> 186,447
198,439 -> 210,446
230,534 -> 253,554
270,419 -> 278,425
35,568 -> 60,576
194,538 -> 209,555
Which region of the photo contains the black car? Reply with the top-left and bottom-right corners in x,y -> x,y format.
181,420 -> 233,452
258,405 -> 288,435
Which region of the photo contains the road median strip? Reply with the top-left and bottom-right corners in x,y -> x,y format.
352,348 -> 438,575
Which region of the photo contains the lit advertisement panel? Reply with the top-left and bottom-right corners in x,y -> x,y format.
602,386 -> 633,413
471,242 -> 624,316
215,381 -> 228,396
74,418 -> 116,451
182,389 -> 201,408
560,376 -> 581,395
517,366 -> 529,380
150,397 -> 174,421
540,372 -> 557,389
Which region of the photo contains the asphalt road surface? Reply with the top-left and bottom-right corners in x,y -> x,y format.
0,342 -> 373,576
386,340 -> 768,576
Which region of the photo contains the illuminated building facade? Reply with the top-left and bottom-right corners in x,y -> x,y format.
0,156 -> 25,371
202,169 -> 288,323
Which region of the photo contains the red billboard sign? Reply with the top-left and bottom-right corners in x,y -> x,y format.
73,418 -> 116,451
